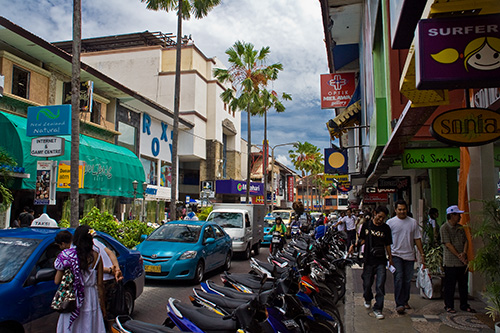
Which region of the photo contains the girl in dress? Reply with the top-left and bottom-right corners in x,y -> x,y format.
54,225 -> 106,332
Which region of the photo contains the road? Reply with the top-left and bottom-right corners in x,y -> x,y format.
132,247 -> 270,325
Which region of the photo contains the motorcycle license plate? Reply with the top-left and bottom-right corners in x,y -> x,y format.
282,319 -> 299,329
144,265 -> 161,273
272,237 -> 281,243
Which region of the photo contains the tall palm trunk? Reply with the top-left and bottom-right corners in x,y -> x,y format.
263,112 -> 267,212
169,0 -> 183,221
70,0 -> 81,228
306,174 -> 310,211
246,103 -> 251,204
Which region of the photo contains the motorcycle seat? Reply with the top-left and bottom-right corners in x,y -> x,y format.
123,319 -> 178,333
193,288 -> 250,311
204,281 -> 256,300
225,272 -> 274,291
170,299 -> 237,332
253,259 -> 288,276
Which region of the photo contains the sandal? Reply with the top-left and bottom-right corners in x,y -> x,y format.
463,307 -> 477,313
445,307 -> 457,313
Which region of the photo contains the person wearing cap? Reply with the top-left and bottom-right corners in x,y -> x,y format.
440,205 -> 475,314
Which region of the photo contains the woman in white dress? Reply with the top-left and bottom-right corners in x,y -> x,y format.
54,225 -> 106,332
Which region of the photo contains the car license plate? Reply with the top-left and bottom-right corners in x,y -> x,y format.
272,237 -> 281,243
144,265 -> 161,273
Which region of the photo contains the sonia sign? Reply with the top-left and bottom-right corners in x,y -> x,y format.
430,108 -> 500,146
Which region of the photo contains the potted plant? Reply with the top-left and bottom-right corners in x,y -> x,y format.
420,242 -> 444,299
472,200 -> 500,331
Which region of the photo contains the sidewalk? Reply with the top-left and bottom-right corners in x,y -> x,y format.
343,265 -> 496,333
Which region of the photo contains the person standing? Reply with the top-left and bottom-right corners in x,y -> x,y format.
386,199 -> 425,314
338,208 -> 357,249
314,218 -> 326,239
440,205 -> 475,314
349,206 -> 392,319
18,206 -> 34,227
54,225 -> 106,332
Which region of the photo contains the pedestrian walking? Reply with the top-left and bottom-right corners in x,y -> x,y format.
349,206 -> 392,319
441,205 -> 476,314
337,208 -> 357,250
386,199 -> 425,315
54,225 -> 106,332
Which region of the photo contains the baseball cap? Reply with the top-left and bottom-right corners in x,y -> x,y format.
446,205 -> 464,215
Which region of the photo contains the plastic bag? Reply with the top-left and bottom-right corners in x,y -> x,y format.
417,264 -> 433,299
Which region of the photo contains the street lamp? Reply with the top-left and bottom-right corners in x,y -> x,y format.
132,180 -> 138,219
268,142 -> 298,212
142,182 -> 148,222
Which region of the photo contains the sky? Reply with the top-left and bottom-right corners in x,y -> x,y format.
1,0 -> 335,170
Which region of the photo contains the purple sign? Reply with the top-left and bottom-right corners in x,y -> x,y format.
215,180 -> 264,196
416,14 -> 500,90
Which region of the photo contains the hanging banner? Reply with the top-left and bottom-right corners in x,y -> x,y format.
287,175 -> 294,202
320,72 -> 356,108
34,161 -> 56,205
57,161 -> 85,189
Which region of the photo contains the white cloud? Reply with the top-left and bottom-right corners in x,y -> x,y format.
1,0 -> 334,169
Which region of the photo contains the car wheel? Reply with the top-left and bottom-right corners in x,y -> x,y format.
124,287 -> 135,316
243,244 -> 251,259
253,242 -> 260,255
193,260 -> 205,284
223,252 -> 232,270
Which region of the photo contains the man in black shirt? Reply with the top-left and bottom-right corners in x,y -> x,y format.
18,206 -> 34,227
349,206 -> 393,319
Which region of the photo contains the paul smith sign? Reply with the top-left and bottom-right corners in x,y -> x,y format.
415,14 -> 500,90
403,148 -> 460,169
430,108 -> 500,146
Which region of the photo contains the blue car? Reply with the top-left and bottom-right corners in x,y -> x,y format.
0,226 -> 145,333
261,216 -> 276,246
135,220 -> 232,283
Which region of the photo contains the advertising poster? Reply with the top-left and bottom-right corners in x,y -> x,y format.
320,72 -> 356,109
57,161 -> 85,188
34,161 -> 56,205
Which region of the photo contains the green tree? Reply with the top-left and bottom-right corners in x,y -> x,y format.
0,148 -> 16,212
214,41 -> 283,203
141,0 -> 221,220
289,142 -> 322,210
253,88 -> 291,211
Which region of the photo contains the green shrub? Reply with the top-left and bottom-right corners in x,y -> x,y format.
80,207 -> 154,249
197,206 -> 213,221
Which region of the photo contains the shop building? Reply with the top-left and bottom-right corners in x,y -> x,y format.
0,17 -> 195,227
319,0 -> 500,296
54,32 -> 243,204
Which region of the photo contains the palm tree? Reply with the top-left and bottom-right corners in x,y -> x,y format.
253,88 -> 291,211
214,41 -> 283,203
141,0 -> 221,220
0,148 -> 16,212
70,0 -> 82,227
289,142 -> 322,210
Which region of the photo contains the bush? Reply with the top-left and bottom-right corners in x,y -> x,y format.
197,206 -> 213,221
80,207 -> 154,249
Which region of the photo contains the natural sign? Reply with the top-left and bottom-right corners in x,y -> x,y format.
27,105 -> 71,136
430,108 -> 500,146
402,148 -> 460,169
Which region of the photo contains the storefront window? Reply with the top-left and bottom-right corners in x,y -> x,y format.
118,121 -> 137,153
160,161 -> 172,187
141,157 -> 157,185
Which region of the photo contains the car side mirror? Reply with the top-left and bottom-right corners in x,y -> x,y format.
35,268 -> 57,283
140,234 -> 147,241
204,237 -> 215,244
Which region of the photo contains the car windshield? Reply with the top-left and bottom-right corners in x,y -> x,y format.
207,212 -> 243,228
264,217 -> 275,228
272,212 -> 290,220
0,237 -> 41,282
148,224 -> 201,243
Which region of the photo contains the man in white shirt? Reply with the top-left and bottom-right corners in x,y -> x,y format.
337,208 -> 356,249
386,200 -> 425,315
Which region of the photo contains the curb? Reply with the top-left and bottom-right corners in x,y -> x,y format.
344,266 -> 355,333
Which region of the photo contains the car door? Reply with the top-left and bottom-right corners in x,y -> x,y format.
201,225 -> 217,270
212,225 -> 229,267
23,242 -> 61,332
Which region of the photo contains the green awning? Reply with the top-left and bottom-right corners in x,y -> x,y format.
0,111 -> 145,198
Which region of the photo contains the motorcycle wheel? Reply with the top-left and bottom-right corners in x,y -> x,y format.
327,276 -> 346,301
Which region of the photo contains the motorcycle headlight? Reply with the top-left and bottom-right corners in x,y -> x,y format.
179,250 -> 197,260
233,237 -> 244,242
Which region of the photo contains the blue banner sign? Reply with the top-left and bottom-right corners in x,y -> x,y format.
27,105 -> 72,136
